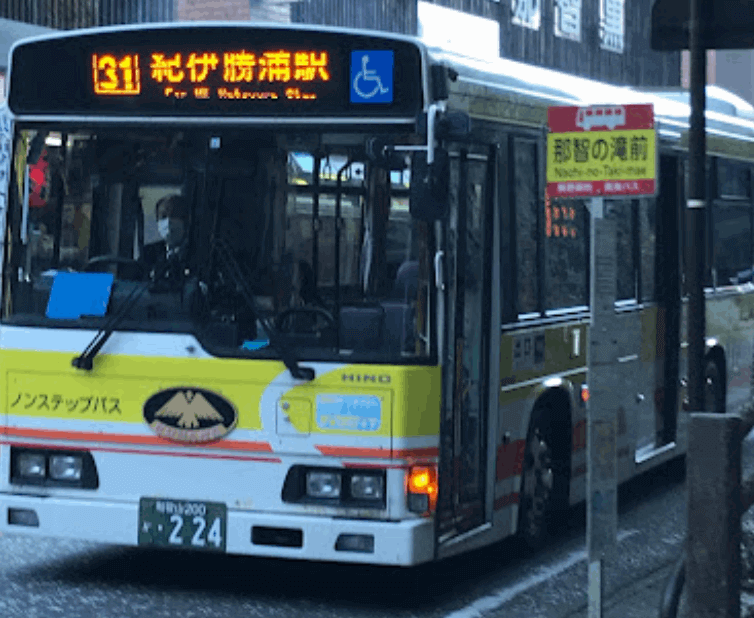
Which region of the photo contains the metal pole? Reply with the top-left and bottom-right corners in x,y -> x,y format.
687,0 -> 707,413
587,197 -> 619,618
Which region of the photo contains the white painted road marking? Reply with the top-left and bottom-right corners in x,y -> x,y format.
443,529 -> 641,618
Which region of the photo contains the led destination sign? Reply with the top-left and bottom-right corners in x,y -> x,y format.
8,26 -> 424,117
91,48 -> 333,101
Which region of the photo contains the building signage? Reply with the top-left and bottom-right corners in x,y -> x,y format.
600,0 -> 625,53
554,0 -> 582,42
546,104 -> 656,197
511,0 -> 541,31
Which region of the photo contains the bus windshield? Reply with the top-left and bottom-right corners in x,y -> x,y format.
3,128 -> 432,363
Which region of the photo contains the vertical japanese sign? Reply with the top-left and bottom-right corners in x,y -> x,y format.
554,0 -> 582,42
546,104 -> 656,198
511,0 -> 541,30
600,0 -> 625,53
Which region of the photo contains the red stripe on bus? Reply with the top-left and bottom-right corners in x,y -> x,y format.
3,426 -> 273,452
0,439 -> 282,463
393,447 -> 440,458
496,439 -> 525,481
572,419 -> 587,452
493,492 -> 520,511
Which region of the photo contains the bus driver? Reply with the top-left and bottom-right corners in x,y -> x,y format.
144,194 -> 190,289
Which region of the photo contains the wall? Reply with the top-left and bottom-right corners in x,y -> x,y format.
175,0 -> 293,24
1,0 -> 172,29
292,0 -> 417,35
175,0 -> 249,21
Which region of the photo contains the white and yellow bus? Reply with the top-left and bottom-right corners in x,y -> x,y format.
0,22 -> 752,566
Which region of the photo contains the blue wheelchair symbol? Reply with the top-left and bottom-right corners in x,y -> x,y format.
350,50 -> 393,104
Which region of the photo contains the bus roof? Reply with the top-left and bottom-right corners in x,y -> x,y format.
0,18 -> 54,72
428,46 -> 754,153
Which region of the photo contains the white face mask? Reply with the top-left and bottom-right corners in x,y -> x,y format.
157,217 -> 185,246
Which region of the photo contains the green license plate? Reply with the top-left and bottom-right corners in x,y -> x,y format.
138,498 -> 227,552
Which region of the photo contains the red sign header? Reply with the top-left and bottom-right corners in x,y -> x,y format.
547,104 -> 654,133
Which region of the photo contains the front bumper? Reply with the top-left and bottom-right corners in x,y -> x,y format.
0,493 -> 435,566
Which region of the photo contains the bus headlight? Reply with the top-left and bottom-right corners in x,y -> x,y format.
10,447 -> 99,488
17,453 -> 46,479
306,471 -> 342,498
49,454 -> 83,481
350,474 -> 384,501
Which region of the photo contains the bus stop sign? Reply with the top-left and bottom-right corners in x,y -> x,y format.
546,104 -> 656,199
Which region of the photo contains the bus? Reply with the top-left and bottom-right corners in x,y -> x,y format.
0,22 -> 752,566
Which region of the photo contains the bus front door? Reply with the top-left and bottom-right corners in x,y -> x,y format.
437,146 -> 492,543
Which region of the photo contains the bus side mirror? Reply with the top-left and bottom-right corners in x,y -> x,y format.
410,149 -> 449,222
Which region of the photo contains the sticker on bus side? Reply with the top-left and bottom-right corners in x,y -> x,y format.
0,106 -> 11,205
0,106 -> 12,288
512,332 -> 545,372
316,394 -> 382,432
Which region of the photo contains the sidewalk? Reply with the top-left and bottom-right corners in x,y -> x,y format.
564,517 -> 754,618
564,559 -> 679,618
563,561 -> 754,618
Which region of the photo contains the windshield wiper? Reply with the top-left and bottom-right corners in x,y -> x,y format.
211,237 -> 315,381
71,277 -> 152,371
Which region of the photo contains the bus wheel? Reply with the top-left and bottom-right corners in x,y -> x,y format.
519,410 -> 556,550
704,359 -> 724,414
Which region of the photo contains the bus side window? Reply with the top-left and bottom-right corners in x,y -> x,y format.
606,198 -> 636,302
712,159 -> 752,286
639,198 -> 656,302
512,138 -> 539,317
545,195 -> 588,311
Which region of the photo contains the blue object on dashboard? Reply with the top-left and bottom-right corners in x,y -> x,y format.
46,271 -> 114,319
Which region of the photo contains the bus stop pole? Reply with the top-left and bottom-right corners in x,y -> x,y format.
587,196 -> 619,618
686,0 -> 707,413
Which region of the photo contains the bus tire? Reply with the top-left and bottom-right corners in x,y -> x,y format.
518,402 -> 568,551
704,358 -> 725,414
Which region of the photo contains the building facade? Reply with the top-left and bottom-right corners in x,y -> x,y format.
1,0 -> 172,30
293,0 -> 680,88
2,0 -> 681,88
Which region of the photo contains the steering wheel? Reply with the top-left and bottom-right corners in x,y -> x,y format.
84,255 -> 147,279
275,306 -> 337,335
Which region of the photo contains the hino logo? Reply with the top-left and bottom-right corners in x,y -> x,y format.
341,374 -> 391,384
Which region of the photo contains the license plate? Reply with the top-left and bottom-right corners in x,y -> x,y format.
138,498 -> 227,552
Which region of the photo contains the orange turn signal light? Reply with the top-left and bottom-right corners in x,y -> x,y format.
407,465 -> 438,513
580,384 -> 590,404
